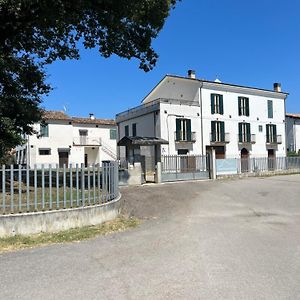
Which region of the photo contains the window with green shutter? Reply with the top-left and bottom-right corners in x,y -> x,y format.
238,97 -> 250,116
132,123 -> 137,137
266,124 -> 277,143
267,100 -> 273,118
125,125 -> 129,137
176,118 -> 192,141
239,123 -> 251,142
40,124 -> 49,137
211,121 -> 225,142
110,129 -> 117,140
211,94 -> 224,115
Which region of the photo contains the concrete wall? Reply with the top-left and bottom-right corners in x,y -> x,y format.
0,195 -> 121,237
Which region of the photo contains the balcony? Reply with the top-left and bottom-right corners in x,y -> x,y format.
73,137 -> 102,146
266,135 -> 282,145
174,131 -> 196,143
210,133 -> 230,144
238,134 -> 256,144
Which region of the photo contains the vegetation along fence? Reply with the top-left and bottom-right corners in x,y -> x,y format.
216,156 -> 300,175
0,161 -> 119,214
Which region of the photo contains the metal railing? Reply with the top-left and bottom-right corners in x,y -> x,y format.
174,131 -> 196,142
238,134 -> 256,144
73,137 -> 102,146
210,133 -> 230,143
266,135 -> 282,144
0,162 -> 119,214
162,155 -> 208,173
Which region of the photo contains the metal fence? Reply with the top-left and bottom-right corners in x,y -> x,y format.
216,156 -> 300,175
0,161 -> 119,214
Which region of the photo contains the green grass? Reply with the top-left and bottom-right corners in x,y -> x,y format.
0,216 -> 140,253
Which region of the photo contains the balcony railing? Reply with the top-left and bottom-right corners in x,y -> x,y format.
210,133 -> 230,143
238,134 -> 256,144
266,135 -> 282,144
73,137 -> 102,146
174,131 -> 196,143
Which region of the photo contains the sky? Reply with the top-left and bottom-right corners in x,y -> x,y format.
43,0 -> 300,119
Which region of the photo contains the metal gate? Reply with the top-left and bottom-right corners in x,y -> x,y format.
161,155 -> 210,182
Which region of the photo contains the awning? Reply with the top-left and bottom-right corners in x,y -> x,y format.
118,136 -> 169,146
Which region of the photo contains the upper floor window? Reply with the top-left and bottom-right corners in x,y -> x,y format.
132,123 -> 137,137
211,121 -> 225,142
238,97 -> 250,116
40,124 -> 49,137
238,123 -> 251,143
267,100 -> 273,118
110,129 -> 117,140
211,94 -> 224,115
266,124 -> 277,143
125,125 -> 129,137
175,118 -> 192,141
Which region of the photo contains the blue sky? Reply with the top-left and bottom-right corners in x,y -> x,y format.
43,0 -> 300,118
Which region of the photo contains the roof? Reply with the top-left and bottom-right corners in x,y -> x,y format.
118,136 -> 169,146
286,113 -> 300,119
142,74 -> 289,103
42,110 -> 115,125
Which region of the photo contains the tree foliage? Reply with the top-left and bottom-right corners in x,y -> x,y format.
0,0 -> 178,163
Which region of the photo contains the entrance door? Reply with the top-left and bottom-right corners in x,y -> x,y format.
59,152 -> 69,168
84,153 -> 88,167
241,148 -> 249,173
268,149 -> 276,170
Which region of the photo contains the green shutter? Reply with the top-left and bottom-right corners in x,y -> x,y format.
211,121 -> 216,141
268,100 -> 273,118
238,97 -> 242,116
220,122 -> 225,141
110,129 -> 117,140
40,124 -> 48,137
238,123 -> 243,142
211,94 -> 215,114
246,123 -> 251,142
273,125 -> 277,142
266,125 -> 270,142
246,98 -> 250,116
176,119 -> 181,141
186,119 -> 192,141
125,125 -> 129,137
219,95 -> 224,115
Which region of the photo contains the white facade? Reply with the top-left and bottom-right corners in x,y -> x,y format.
116,73 -> 288,159
15,112 -> 117,168
286,114 -> 300,153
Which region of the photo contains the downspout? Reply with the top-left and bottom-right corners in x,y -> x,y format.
198,83 -> 204,156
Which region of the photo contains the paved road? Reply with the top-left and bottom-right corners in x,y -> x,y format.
1,175 -> 300,299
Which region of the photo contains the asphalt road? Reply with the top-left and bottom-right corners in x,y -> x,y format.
1,175 -> 300,299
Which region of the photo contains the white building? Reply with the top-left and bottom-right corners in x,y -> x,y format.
16,111 -> 117,168
116,71 -> 288,162
286,113 -> 300,153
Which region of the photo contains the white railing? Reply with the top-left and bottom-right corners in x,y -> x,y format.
73,137 -> 102,146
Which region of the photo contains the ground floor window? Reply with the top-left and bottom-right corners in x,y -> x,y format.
177,149 -> 189,155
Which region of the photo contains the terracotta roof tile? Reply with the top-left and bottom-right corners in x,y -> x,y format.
286,113 -> 300,119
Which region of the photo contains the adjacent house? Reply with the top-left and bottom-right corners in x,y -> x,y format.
286,113 -> 300,153
15,111 -> 117,168
116,70 -> 288,165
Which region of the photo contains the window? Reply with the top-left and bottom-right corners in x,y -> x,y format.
177,149 -> 189,155
238,97 -> 250,116
211,121 -> 225,142
211,94 -> 224,115
259,125 -> 263,132
175,118 -> 192,141
40,124 -> 49,137
267,100 -> 273,118
39,148 -> 51,155
132,123 -> 137,137
125,125 -> 129,137
238,123 -> 251,143
266,124 -> 277,143
110,129 -> 117,140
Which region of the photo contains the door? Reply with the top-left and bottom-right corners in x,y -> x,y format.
268,149 -> 275,170
59,152 -> 69,168
84,153 -> 88,167
241,148 -> 249,173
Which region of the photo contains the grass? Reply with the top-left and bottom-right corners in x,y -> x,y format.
0,216 -> 140,253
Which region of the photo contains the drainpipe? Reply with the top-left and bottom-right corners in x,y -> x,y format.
198,83 -> 204,156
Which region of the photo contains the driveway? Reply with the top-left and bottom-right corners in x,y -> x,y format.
1,175 -> 300,299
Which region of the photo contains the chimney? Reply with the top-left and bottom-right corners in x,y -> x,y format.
188,70 -> 196,79
273,83 -> 281,92
89,113 -> 95,120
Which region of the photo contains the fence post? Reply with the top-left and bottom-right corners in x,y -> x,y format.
210,149 -> 217,180
155,162 -> 162,184
2,165 -> 5,214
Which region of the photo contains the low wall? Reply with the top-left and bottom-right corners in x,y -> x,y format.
217,169 -> 300,179
0,194 -> 122,237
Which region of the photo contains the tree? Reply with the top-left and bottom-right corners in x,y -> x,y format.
0,0 -> 178,163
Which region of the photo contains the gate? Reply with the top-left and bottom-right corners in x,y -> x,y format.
161,155 -> 210,182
